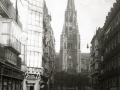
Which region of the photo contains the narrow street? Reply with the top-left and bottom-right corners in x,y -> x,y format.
0,0 -> 120,90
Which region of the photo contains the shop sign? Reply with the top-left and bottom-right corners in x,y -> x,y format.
27,80 -> 36,84
27,75 -> 36,80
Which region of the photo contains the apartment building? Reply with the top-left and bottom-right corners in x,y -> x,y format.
0,0 -> 26,90
91,0 -> 120,90
90,29 -> 100,90
0,0 -> 55,90
98,0 -> 120,90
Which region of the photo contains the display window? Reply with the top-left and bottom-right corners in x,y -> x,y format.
3,80 -> 7,90
21,81 -> 23,90
16,82 -> 19,90
18,82 -> 20,90
8,80 -> 11,90
12,80 -> 15,90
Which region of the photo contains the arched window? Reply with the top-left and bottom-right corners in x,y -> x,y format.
69,27 -> 72,31
69,15 -> 72,22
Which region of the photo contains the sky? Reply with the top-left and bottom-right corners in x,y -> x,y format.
45,0 -> 116,53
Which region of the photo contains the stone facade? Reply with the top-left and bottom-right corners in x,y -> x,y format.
59,0 -> 81,73
90,0 -> 120,90
42,2 -> 56,90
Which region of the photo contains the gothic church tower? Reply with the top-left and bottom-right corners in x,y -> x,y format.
60,0 -> 81,73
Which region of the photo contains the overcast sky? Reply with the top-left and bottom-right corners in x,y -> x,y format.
45,0 -> 116,53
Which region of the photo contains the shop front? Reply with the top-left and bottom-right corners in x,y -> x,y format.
0,63 -> 24,90
26,75 -> 41,90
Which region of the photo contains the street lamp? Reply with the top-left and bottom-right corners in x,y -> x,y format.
86,43 -> 89,49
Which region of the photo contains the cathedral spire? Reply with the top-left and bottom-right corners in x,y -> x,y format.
60,0 -> 81,73
67,0 -> 75,11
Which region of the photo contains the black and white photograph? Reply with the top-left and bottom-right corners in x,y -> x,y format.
0,0 -> 120,90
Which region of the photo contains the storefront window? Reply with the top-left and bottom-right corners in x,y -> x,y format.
8,80 -> 11,90
12,81 -> 15,90
18,82 -> 21,90
16,82 -> 19,90
3,80 -> 7,90
21,81 -> 23,90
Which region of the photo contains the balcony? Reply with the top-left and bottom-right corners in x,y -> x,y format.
26,67 -> 44,75
99,66 -> 120,80
0,18 -> 22,54
0,0 -> 22,29
104,45 -> 120,61
104,21 -> 120,46
91,70 -> 99,76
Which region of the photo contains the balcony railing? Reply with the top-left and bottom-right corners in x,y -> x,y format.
104,45 -> 120,61
91,70 -> 99,76
0,18 -> 22,54
104,21 -> 120,46
0,0 -> 22,29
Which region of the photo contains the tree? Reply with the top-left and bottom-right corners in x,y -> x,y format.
54,71 -> 91,90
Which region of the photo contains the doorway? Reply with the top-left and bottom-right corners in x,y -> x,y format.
27,85 -> 34,90
30,86 -> 34,90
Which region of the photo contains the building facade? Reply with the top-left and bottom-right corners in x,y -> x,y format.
0,0 -> 55,90
22,0 -> 56,90
98,0 -> 120,90
81,53 -> 91,73
0,0 -> 26,90
90,0 -> 120,90
60,0 -> 81,73
90,28 -> 101,90
42,2 -> 56,90
22,0 -> 44,90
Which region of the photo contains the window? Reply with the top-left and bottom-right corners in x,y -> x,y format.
16,82 -> 19,90
12,81 -> 15,90
3,80 -> 7,90
69,27 -> 72,31
28,10 -> 42,26
69,15 -> 72,22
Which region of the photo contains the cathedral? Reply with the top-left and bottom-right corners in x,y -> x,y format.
59,0 -> 81,73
